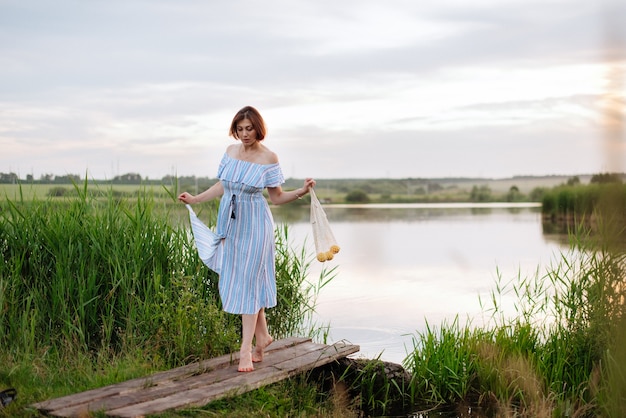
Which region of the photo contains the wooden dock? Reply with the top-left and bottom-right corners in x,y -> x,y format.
31,337 -> 359,417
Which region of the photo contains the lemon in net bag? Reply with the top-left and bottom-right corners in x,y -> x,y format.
309,188 -> 340,262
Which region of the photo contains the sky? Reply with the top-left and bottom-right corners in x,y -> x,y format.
1,0 -> 625,180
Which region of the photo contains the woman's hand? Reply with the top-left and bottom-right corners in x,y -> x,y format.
302,178 -> 316,194
178,192 -> 196,204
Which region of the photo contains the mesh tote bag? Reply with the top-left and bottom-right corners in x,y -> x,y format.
309,188 -> 340,262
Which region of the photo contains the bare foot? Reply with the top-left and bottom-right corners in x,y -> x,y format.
252,336 -> 273,363
238,350 -> 254,372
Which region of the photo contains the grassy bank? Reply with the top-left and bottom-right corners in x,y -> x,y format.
542,183 -> 626,219
400,238 -> 626,417
0,182 -> 337,417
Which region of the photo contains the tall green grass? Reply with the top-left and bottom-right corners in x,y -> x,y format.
0,181 -> 334,416
542,183 -> 626,221
1,181 -> 206,358
401,215 -> 626,416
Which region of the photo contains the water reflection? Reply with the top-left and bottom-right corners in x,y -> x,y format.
272,202 -> 541,223
271,203 -> 569,365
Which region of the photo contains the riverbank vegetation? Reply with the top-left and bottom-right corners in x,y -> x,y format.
399,235 -> 626,417
2,178 -> 626,416
542,182 -> 626,221
0,182 -> 336,417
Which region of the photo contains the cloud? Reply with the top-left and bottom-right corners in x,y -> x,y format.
1,0 -> 624,180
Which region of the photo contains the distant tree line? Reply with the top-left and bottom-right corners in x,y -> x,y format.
0,172 -> 83,184
0,172 -> 216,186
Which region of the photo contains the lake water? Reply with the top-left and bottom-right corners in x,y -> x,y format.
271,203 -> 569,365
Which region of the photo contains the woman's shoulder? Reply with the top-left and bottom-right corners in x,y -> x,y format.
223,143 -> 278,165
249,144 -> 279,165
225,144 -> 238,158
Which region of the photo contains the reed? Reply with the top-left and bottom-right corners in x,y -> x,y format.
0,180 -> 333,415
1,181 -> 193,357
402,215 -> 626,416
542,183 -> 626,221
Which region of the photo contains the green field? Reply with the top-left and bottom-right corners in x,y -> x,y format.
0,183 -> 171,201
0,174 -> 584,204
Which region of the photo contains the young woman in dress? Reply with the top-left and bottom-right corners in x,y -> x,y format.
178,106 -> 316,372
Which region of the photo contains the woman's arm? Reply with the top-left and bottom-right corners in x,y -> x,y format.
178,181 -> 224,204
267,178 -> 316,205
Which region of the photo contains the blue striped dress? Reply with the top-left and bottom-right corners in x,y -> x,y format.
213,153 -> 284,314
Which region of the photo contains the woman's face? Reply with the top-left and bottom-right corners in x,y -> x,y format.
236,118 -> 257,143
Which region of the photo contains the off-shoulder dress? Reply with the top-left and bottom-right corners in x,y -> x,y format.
211,153 -> 284,315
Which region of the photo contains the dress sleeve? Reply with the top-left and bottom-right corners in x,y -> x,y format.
263,164 -> 285,188
216,153 -> 228,178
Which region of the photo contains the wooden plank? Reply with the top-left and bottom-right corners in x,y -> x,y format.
44,339 -> 313,418
106,342 -> 333,417
107,341 -> 359,418
108,366 -> 289,417
49,367 -> 239,418
32,337 -> 309,414
273,341 -> 360,372
31,338 -> 359,418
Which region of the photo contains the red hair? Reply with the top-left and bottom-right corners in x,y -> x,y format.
229,106 -> 267,141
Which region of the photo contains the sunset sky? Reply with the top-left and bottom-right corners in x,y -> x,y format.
1,0 -> 624,180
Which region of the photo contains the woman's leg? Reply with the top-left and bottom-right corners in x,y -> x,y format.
252,308 -> 273,363
239,313 -> 258,372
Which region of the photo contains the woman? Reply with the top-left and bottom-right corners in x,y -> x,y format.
178,106 -> 316,372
